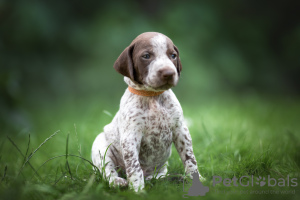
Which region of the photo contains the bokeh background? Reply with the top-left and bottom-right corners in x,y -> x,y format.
1,0 -> 300,135
1,1 -> 300,199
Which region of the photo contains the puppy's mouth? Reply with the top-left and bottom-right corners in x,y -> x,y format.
159,81 -> 177,90
146,80 -> 178,91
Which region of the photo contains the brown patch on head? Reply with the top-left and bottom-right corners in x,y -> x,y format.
113,32 -> 159,83
113,44 -> 135,81
173,45 -> 182,76
131,32 -> 160,45
113,32 -> 182,84
131,32 -> 160,83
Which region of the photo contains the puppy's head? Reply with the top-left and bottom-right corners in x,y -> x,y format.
113,32 -> 182,91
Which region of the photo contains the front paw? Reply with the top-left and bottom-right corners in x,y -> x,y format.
110,177 -> 128,187
146,173 -> 167,180
129,177 -> 144,192
199,174 -> 206,182
145,175 -> 154,181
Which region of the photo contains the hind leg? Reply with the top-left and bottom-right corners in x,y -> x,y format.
92,133 -> 128,187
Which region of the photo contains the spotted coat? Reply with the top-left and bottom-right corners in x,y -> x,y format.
92,32 -> 202,192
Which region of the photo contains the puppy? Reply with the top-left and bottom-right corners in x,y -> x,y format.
92,32 -> 202,192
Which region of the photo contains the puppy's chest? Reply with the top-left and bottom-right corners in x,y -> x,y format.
141,100 -> 175,150
145,107 -> 172,136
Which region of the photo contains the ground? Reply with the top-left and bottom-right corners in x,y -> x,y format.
0,94 -> 300,200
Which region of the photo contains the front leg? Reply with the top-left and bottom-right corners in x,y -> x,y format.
120,132 -> 144,192
173,118 -> 202,179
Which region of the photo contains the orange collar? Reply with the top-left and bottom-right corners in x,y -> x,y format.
128,86 -> 164,97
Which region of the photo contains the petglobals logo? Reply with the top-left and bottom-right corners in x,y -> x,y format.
182,172 -> 209,198
213,175 -> 298,187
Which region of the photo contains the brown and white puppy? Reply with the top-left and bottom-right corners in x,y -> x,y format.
114,32 -> 181,91
92,32 -> 203,192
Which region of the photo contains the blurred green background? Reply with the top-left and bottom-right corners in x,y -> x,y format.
1,1 -> 300,199
1,0 -> 300,134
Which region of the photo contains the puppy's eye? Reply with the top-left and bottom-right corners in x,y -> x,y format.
142,54 -> 150,59
171,54 -> 177,59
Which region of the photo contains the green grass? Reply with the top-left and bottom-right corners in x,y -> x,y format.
0,95 -> 300,200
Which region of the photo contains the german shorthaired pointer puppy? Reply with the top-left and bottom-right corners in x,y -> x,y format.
92,32 -> 203,192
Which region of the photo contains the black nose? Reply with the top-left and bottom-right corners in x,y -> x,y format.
160,68 -> 175,80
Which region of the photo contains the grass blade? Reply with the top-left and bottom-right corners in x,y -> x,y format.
65,133 -> 73,179
32,154 -> 98,181
66,133 -> 69,159
17,130 -> 60,177
102,143 -> 112,182
0,165 -> 7,183
74,124 -> 82,157
23,134 -> 31,166
7,135 -> 40,179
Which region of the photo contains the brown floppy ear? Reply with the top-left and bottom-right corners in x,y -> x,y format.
113,44 -> 136,80
174,45 -> 182,76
